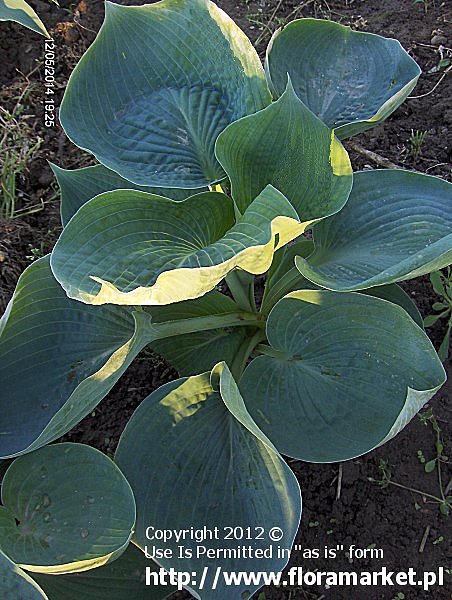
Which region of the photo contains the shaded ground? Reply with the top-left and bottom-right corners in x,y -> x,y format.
0,1 -> 451,598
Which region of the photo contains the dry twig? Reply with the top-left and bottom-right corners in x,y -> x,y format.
336,463 -> 343,501
347,140 -> 401,170
419,525 -> 431,553
408,65 -> 451,100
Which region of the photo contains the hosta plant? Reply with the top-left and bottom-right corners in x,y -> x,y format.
0,0 -> 49,36
1,0 -> 451,598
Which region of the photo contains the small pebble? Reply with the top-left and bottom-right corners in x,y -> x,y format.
431,35 -> 447,46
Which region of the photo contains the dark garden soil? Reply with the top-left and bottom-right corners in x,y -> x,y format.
0,0 -> 451,598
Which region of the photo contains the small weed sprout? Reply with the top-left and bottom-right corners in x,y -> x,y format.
25,241 -> 47,262
372,409 -> 451,516
424,268 -> 452,361
406,129 -> 427,161
0,81 -> 43,220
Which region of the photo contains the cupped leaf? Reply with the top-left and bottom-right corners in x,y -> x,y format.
59,0 -> 270,188
0,0 -> 49,37
261,240 -> 423,326
51,185 -> 309,306
0,256 -> 147,459
149,291 -> 252,375
115,363 -> 301,599
215,80 -> 352,216
0,443 -> 135,574
51,163 -> 206,227
265,19 -> 421,138
364,284 -> 423,328
241,290 -> 445,462
31,543 -> 174,600
0,549 -> 48,600
296,170 -> 452,292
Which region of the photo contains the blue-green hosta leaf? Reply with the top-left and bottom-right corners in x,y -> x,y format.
0,443 -> 135,574
0,549 -> 48,600
364,284 -> 423,328
0,257 -> 261,458
0,0 -> 49,37
31,543 -> 174,600
261,240 -> 423,326
51,185 -> 310,306
51,163 -> 206,227
265,19 -> 421,139
0,256 -> 148,459
115,363 -> 301,599
241,291 -> 445,462
215,81 -> 352,216
149,291 -> 251,375
296,170 -> 452,291
59,0 -> 270,188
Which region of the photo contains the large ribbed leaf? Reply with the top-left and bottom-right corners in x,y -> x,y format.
296,170 -> 452,291
0,0 -> 49,36
149,291 -> 252,375
51,185 -> 309,306
364,284 -> 423,328
0,256 -> 146,459
51,163 -> 205,227
261,240 -> 423,326
241,291 -> 445,462
59,0 -> 270,188
265,19 -> 421,139
0,550 -> 47,600
215,81 -> 352,215
0,444 -> 135,574
0,257 -> 261,459
263,239 -> 423,321
31,544 -> 173,600
115,363 -> 301,599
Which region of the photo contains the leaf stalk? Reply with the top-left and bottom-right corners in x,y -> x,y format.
142,310 -> 265,344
